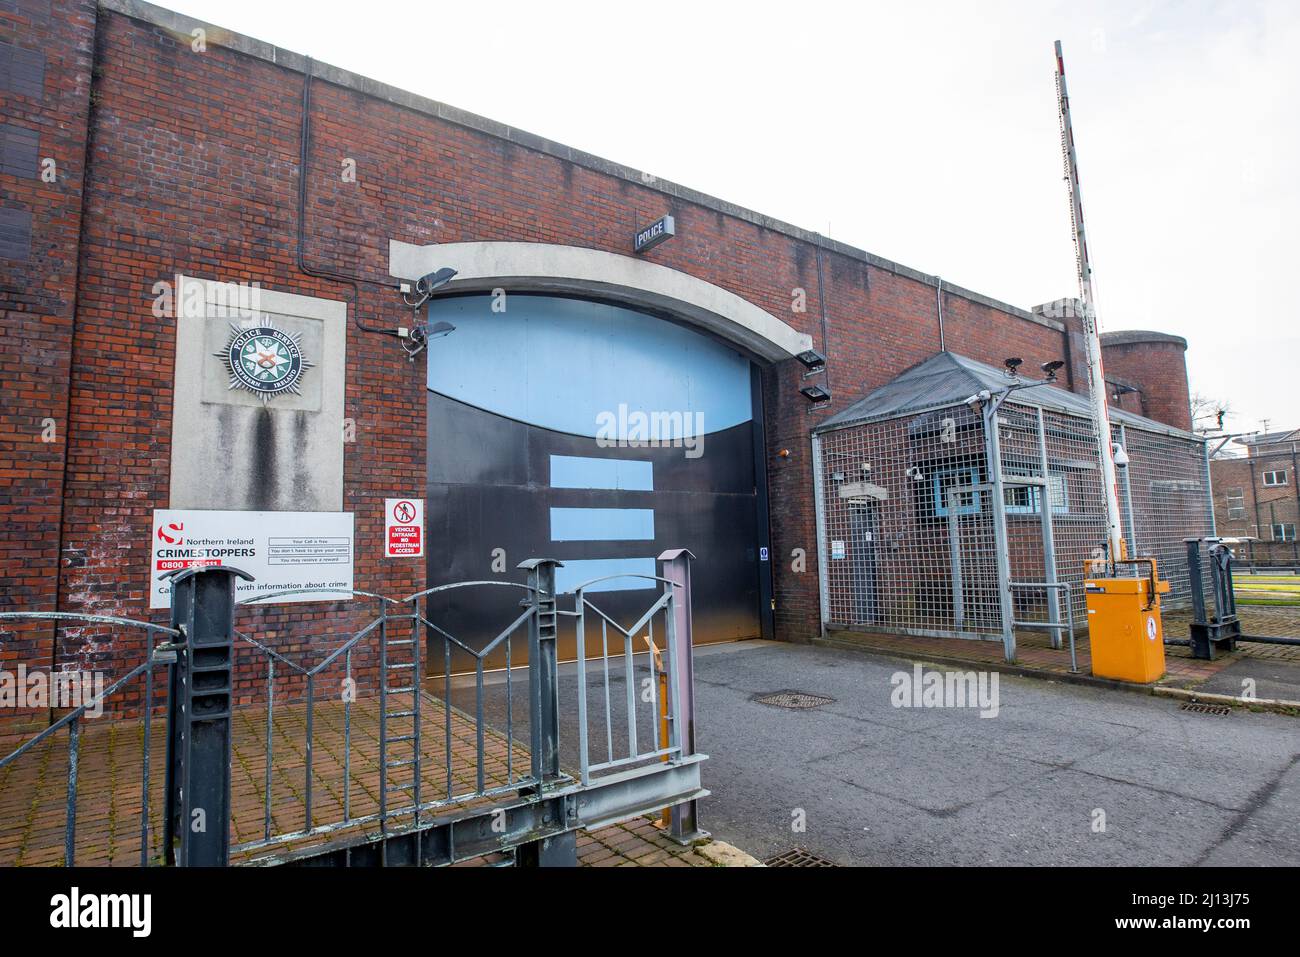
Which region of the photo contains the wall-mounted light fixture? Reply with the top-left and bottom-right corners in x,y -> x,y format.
800,383 -> 832,410
796,348 -> 827,378
1111,382 -> 1139,402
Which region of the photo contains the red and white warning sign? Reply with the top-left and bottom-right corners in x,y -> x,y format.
385,498 -> 424,558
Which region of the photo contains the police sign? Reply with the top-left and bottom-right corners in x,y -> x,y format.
634,215 -> 675,253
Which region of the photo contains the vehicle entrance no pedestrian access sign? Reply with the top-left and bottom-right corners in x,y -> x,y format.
385,498 -> 424,558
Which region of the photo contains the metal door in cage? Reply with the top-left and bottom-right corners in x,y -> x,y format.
849,502 -> 880,624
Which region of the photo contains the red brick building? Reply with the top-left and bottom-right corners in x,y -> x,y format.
1211,431 -> 1300,566
1099,330 -> 1192,432
1,0 -> 1201,690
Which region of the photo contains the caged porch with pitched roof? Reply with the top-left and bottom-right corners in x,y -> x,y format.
811,352 -> 1214,662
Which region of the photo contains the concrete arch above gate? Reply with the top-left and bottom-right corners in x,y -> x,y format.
388,240 -> 813,363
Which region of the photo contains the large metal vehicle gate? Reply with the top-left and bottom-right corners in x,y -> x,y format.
0,553 -> 707,867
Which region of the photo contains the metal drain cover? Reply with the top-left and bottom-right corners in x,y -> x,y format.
1180,701 -> 1232,716
753,690 -> 834,710
764,847 -> 839,867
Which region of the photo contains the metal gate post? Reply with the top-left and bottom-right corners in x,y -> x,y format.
1037,409 -> 1062,647
163,565 -> 252,867
659,548 -> 709,844
1117,424 -> 1139,556
984,401 -> 1017,662
520,558 -> 563,784
516,558 -> 575,867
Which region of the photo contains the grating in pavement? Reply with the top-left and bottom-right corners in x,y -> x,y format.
1180,701 -> 1233,716
753,690 -> 834,710
764,847 -> 839,867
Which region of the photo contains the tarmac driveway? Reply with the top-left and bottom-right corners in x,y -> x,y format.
463,639 -> 1299,866
689,641 -> 1300,866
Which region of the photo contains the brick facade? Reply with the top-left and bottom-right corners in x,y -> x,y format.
1099,330 -> 1192,432
0,0 -> 96,718
0,0 -> 1197,697
1211,438 -> 1300,566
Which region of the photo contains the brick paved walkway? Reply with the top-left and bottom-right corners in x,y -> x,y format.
823,605 -> 1300,693
576,816 -> 718,867
0,693 -> 527,866
452,816 -> 726,868
0,692 -> 743,868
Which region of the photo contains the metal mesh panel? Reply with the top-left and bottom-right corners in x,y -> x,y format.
1035,406 -> 1107,626
817,405 -> 1002,638
1116,424 -> 1213,607
816,400 -> 1212,639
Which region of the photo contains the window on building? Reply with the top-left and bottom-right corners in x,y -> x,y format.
1225,487 -> 1245,521
1004,473 -> 1070,515
1271,523 -> 1297,542
932,466 -> 981,517
1263,470 -> 1289,487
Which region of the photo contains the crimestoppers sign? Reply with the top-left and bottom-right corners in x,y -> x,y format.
149,509 -> 354,609
385,498 -> 424,558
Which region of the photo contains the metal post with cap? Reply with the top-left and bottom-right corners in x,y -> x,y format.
515,557 -> 576,867
659,548 -> 708,843
163,564 -> 253,867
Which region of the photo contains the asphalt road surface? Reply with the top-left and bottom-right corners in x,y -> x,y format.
691,641 -> 1300,866
464,639 -> 1299,866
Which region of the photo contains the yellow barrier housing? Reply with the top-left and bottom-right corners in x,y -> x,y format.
1084,560 -> 1170,683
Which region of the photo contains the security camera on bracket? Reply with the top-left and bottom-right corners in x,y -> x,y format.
399,267 -> 458,310
1040,360 -> 1065,382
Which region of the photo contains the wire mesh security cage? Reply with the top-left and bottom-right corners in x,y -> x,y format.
1114,422 -> 1216,606
812,352 -> 1212,655
815,403 -> 1001,639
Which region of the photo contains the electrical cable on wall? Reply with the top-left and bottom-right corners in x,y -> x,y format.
296,57 -> 413,347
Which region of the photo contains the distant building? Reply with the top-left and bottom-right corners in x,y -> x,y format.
1211,430 -> 1300,565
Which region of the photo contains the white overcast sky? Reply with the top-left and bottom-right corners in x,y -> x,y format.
165,0 -> 1298,434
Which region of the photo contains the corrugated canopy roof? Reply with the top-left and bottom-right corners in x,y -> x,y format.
812,351 -> 1200,440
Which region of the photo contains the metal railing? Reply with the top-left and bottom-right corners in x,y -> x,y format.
569,574 -> 681,782
0,551 -> 706,866
226,572 -> 555,860
0,612 -> 180,866
1008,581 -> 1078,673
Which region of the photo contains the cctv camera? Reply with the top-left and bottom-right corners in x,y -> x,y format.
1112,443 -> 1130,468
906,466 -> 925,482
416,267 -> 458,295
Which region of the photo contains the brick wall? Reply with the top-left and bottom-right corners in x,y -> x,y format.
0,0 -> 97,721
0,2 -> 1197,696
1211,452 -> 1300,566
1099,331 -> 1192,431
